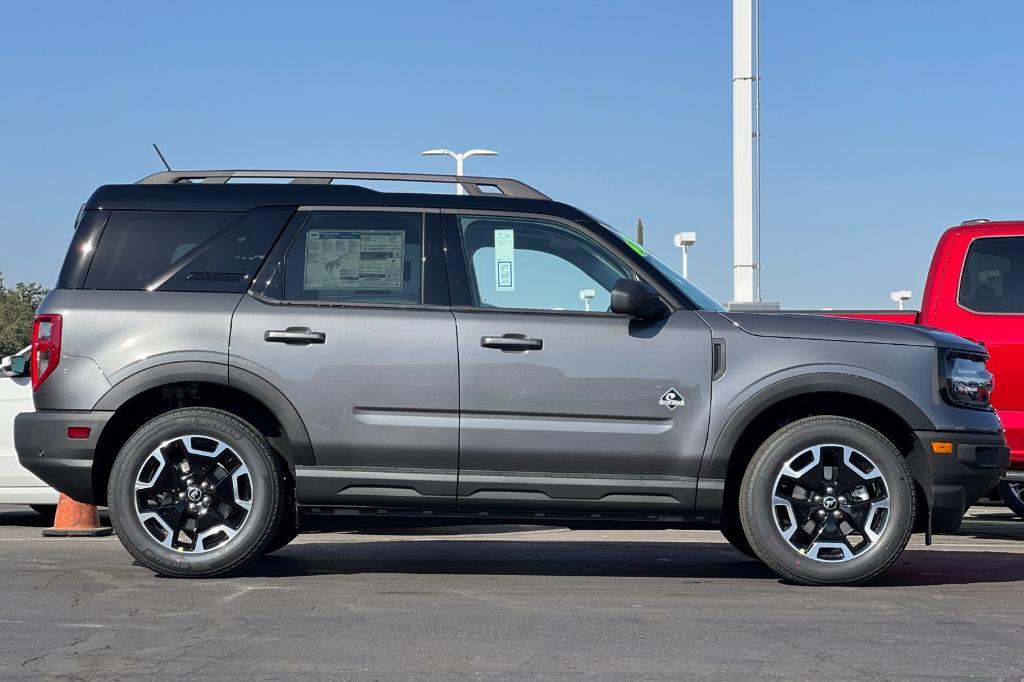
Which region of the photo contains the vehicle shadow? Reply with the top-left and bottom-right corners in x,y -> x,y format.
241,538 -> 1024,587
0,506 -> 51,527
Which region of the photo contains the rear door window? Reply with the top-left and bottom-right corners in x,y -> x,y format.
959,236 -> 1024,313
280,211 -> 423,304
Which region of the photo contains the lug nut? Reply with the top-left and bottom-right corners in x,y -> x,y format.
812,495 -> 822,503
825,487 -> 835,495
816,510 -> 826,518
188,502 -> 198,511
202,496 -> 211,506
838,496 -> 848,505
186,478 -> 195,487
201,481 -> 210,490
833,510 -> 843,519
178,491 -> 186,500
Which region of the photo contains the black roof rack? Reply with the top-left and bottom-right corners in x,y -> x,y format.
136,170 -> 550,200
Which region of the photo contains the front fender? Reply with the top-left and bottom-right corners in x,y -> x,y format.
700,370 -> 935,483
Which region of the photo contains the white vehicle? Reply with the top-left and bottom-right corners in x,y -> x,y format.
0,347 -> 57,513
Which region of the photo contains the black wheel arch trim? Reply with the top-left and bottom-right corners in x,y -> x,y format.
92,360 -> 315,469
700,372 -> 935,483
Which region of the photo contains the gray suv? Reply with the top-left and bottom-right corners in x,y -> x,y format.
16,170 -> 1009,585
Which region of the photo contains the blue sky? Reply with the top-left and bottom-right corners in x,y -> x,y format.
1,1 -> 1022,309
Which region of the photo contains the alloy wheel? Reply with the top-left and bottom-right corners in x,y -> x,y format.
772,443 -> 891,562
133,435 -> 253,553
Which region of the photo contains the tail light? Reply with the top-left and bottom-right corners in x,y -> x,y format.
31,314 -> 62,391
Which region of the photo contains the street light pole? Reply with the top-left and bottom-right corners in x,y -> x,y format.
421,148 -> 498,194
673,232 -> 697,280
890,290 -> 912,311
579,289 -> 596,312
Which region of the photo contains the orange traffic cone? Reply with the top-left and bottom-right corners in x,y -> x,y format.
42,493 -> 113,537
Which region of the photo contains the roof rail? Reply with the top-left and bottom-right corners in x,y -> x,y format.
136,169 -> 550,200
961,218 -> 990,226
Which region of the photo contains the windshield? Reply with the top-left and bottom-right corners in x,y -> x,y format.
605,227 -> 725,311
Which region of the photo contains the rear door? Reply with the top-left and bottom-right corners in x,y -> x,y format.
230,208 -> 460,507
445,211 -> 713,513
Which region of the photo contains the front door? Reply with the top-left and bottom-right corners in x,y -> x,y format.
230,208 -> 459,507
446,213 -> 712,513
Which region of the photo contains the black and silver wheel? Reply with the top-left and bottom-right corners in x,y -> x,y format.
997,480 -> 1024,517
739,416 -> 915,585
108,408 -> 286,578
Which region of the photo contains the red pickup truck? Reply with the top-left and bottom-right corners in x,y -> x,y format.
826,220 -> 1023,515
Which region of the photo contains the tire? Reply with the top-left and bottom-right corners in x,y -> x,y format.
997,480 -> 1024,518
108,407 -> 286,578
720,514 -> 758,560
739,416 -> 916,586
29,504 -> 57,519
264,504 -> 300,554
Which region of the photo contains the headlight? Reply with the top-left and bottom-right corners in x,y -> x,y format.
942,353 -> 994,409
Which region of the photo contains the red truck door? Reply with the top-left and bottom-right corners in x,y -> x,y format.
929,228 -> 1024,468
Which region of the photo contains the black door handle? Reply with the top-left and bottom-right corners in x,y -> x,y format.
265,327 -> 326,345
480,334 -> 543,352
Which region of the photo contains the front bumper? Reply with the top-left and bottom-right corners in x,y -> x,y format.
15,410 -> 113,505
915,429 -> 1009,533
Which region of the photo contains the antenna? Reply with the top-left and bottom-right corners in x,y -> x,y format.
152,143 -> 173,172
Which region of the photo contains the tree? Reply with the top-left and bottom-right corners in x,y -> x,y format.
0,273 -> 47,357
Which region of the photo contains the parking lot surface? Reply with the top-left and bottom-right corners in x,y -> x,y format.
2,505 -> 1023,680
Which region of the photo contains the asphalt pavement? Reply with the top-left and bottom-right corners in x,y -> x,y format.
1,504 -> 1023,680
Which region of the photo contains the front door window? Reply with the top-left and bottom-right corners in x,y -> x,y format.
460,216 -> 632,313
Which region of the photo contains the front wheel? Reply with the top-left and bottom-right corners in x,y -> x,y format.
997,480 -> 1024,517
108,407 -> 286,578
739,416 -> 916,586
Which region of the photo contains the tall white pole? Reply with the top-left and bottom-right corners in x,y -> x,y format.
682,246 -> 689,280
454,153 -> 465,195
732,0 -> 755,304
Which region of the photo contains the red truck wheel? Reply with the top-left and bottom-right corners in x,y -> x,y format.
997,481 -> 1024,518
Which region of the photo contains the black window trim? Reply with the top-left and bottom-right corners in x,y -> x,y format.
440,208 -> 683,315
956,234 -> 1024,316
248,206 -> 449,309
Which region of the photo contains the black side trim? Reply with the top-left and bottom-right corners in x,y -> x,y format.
712,338 -> 726,381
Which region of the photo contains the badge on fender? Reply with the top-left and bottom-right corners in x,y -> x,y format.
659,388 -> 685,410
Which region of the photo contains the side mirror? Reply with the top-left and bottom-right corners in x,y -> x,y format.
610,278 -> 669,319
1,353 -> 29,378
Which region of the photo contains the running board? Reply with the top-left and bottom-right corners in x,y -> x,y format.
297,504 -> 720,528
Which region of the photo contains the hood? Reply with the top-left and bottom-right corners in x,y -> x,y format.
720,312 -> 985,354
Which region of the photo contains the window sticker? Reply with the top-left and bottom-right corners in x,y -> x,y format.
303,230 -> 405,290
494,229 -> 515,291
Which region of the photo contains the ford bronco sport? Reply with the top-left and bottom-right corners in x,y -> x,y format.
15,170 -> 1009,585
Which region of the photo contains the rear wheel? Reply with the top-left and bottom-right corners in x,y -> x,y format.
108,407 -> 286,578
739,416 -> 915,586
997,480 -> 1024,517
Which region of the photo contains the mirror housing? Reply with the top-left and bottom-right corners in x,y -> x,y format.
0,353 -> 29,378
610,278 -> 669,319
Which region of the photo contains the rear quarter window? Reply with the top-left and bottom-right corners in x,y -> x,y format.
82,209 -> 291,293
